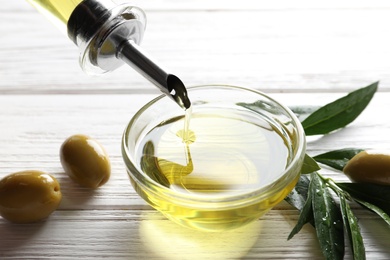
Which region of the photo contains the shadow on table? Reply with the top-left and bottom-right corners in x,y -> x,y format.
56,173 -> 98,208
0,219 -> 47,252
359,216 -> 390,254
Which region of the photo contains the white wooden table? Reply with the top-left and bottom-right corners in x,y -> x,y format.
1,0 -> 390,259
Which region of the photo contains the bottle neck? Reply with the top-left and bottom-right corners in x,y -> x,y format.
29,0 -> 191,109
67,0 -> 117,45
67,0 -> 146,74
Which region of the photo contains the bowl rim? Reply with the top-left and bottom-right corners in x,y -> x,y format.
121,84 -> 306,207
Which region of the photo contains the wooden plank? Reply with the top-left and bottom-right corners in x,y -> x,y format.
0,92 -> 386,182
0,91 -> 387,258
0,207 -> 389,259
0,92 -> 386,199
0,2 -> 389,93
4,0 -> 390,12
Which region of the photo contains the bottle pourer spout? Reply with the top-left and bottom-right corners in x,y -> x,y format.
117,40 -> 191,110
67,0 -> 191,109
167,74 -> 191,110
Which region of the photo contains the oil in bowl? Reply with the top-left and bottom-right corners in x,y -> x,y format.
122,85 -> 306,232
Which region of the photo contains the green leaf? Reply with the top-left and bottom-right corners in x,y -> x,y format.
288,176 -> 314,240
353,199 -> 390,226
338,193 -> 366,260
302,82 -> 378,135
311,172 -> 344,260
313,148 -> 365,171
285,175 -> 311,211
336,182 -> 390,216
301,153 -> 321,174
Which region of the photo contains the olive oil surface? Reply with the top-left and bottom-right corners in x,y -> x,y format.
138,108 -> 290,198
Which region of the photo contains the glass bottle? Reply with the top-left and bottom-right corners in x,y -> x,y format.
27,0 -> 190,109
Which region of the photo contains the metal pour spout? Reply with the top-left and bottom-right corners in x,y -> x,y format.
117,40 -> 191,109
66,0 -> 191,109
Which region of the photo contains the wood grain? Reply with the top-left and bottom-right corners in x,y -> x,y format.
1,1 -> 390,93
0,93 -> 389,259
0,0 -> 389,259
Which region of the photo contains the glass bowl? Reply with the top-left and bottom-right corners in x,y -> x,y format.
122,85 -> 306,232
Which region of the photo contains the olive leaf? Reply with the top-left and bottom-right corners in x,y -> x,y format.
302,82 -> 378,136
353,199 -> 390,226
336,182 -> 390,216
338,192 -> 366,260
287,175 -> 314,240
285,82 -> 380,259
311,172 -> 345,260
313,148 -> 365,171
285,175 -> 311,211
301,154 -> 321,174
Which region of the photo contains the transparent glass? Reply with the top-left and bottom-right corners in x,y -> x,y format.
26,0 -> 83,35
122,85 -> 306,232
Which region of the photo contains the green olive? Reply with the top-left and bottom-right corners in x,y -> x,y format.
0,170 -> 62,223
60,134 -> 111,188
343,151 -> 390,185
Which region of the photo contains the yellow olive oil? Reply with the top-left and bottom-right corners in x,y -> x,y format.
135,108 -> 298,231
26,0 -> 82,33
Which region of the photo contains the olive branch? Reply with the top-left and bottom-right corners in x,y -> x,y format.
285,82 -> 390,260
